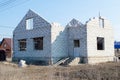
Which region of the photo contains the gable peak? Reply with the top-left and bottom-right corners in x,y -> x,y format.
26,9 -> 37,15
67,18 -> 83,27
70,18 -> 80,24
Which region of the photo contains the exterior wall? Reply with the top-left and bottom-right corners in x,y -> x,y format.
67,19 -> 87,61
13,10 -> 51,64
51,23 -> 68,64
86,17 -> 114,64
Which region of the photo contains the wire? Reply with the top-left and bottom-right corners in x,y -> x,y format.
0,25 -> 14,37
0,25 -> 14,29
0,0 -> 17,8
0,0 -> 31,38
0,0 -> 31,12
0,33 -> 13,37
0,0 -> 10,4
0,34 -> 12,36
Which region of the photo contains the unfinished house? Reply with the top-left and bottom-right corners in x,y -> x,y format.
13,10 -> 114,65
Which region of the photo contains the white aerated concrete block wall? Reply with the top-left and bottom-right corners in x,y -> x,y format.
68,26 -> 87,58
13,10 -> 51,63
86,17 -> 114,64
51,23 -> 68,63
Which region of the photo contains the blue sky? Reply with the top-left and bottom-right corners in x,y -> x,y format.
0,0 -> 120,41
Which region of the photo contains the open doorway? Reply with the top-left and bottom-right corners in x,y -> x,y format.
73,40 -> 80,57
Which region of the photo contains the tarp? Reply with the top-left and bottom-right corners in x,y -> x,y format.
114,42 -> 120,49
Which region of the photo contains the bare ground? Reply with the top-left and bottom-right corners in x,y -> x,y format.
0,62 -> 120,80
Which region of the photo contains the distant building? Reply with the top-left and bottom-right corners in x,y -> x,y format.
0,38 -> 12,58
13,10 -> 114,65
114,41 -> 120,60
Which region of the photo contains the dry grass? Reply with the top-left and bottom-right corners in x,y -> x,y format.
0,62 -> 120,80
